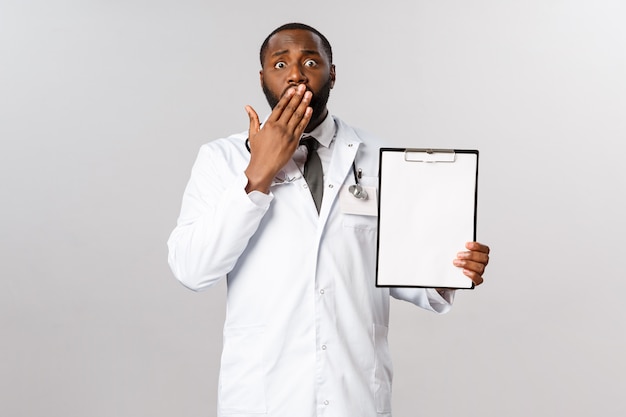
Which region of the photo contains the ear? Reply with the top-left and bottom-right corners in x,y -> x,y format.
329,64 -> 336,89
259,69 -> 264,87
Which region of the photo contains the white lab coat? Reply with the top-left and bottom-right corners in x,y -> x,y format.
168,116 -> 453,417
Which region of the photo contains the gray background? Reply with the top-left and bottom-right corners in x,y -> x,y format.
1,0 -> 624,416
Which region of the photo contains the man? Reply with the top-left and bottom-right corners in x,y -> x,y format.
168,23 -> 490,417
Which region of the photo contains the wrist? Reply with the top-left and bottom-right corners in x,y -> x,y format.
244,168 -> 272,194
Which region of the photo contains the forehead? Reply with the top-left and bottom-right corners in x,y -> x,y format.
265,29 -> 326,60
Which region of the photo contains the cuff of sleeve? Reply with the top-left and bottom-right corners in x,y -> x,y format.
239,173 -> 273,208
428,288 -> 456,306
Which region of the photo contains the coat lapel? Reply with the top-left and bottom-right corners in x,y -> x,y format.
318,118 -> 363,225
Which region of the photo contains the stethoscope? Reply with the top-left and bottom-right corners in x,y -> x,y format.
245,138 -> 368,200
349,164 -> 368,200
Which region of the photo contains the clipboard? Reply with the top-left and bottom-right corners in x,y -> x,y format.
375,148 -> 479,289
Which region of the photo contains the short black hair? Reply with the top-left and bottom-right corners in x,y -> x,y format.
259,23 -> 333,66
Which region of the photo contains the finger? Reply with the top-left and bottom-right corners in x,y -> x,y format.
466,241 -> 490,254
267,86 -> 299,122
452,258 -> 486,286
453,253 -> 488,287
456,249 -> 489,266
293,106 -> 313,138
245,105 -> 261,137
454,258 -> 486,275
277,84 -> 308,123
462,268 -> 484,286
287,90 -> 313,132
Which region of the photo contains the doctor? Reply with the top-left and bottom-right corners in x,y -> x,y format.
168,23 -> 490,417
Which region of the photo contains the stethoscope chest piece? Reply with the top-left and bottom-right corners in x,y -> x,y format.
349,184 -> 368,200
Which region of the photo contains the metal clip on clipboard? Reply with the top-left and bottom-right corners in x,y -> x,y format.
404,148 -> 456,163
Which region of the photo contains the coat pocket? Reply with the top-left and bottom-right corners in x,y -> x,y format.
219,324 -> 267,414
342,213 -> 378,231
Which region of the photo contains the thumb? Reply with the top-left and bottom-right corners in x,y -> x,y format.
245,105 -> 260,137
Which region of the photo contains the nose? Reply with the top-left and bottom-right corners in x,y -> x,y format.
288,64 -> 307,85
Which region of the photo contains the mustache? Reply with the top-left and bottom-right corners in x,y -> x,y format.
262,77 -> 332,118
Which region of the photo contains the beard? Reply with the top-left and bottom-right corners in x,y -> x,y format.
262,77 -> 333,123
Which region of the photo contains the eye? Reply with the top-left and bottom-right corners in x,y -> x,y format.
274,61 -> 286,69
304,59 -> 318,68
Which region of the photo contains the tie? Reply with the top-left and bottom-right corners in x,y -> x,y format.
300,136 -> 324,213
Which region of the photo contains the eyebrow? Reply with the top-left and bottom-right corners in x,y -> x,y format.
300,49 -> 321,56
270,49 -> 322,58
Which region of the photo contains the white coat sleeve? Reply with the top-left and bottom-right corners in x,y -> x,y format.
167,143 -> 273,291
389,287 -> 456,314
